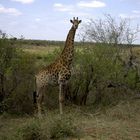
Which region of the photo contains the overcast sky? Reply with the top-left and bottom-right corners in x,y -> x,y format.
0,0 -> 140,43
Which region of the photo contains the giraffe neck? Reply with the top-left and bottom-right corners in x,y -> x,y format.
60,26 -> 76,66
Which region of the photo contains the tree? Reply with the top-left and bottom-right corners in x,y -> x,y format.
0,30 -> 35,114
76,15 -> 140,106
0,34 -> 15,104
0,30 -> 7,39
80,14 -> 139,45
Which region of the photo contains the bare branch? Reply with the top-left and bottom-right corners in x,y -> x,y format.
79,14 -> 139,45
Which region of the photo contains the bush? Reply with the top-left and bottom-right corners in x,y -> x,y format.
31,43 -> 139,109
48,115 -> 78,139
17,119 -> 43,140
0,38 -> 36,114
65,44 -> 139,106
0,39 -> 16,106
1,37 -> 139,115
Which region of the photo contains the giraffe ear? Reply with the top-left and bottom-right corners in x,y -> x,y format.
70,20 -> 73,23
79,20 -> 82,23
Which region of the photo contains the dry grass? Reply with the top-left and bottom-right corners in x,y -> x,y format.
0,100 -> 140,140
22,43 -> 140,55
23,45 -> 60,56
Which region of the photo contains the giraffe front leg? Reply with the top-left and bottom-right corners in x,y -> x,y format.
59,83 -> 65,115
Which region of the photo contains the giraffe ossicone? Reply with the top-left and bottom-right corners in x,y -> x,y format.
34,17 -> 82,117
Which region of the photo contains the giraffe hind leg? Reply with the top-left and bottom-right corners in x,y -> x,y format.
36,87 -> 45,118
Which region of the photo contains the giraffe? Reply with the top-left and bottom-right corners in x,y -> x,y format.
34,17 -> 82,116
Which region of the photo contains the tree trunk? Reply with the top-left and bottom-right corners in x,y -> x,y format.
80,66 -> 93,105
0,74 -> 5,102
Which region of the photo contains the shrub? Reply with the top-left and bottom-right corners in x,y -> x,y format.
65,44 -> 139,106
1,38 -> 139,115
17,119 -> 43,140
1,52 -> 35,115
0,38 -> 17,109
48,115 -> 77,139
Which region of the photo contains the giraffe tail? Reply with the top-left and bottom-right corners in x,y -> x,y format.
33,91 -> 37,104
33,76 -> 37,104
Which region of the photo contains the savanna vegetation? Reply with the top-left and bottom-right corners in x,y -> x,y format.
0,15 -> 140,139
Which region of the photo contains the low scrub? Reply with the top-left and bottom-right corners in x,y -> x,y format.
16,119 -> 45,140
48,115 -> 78,139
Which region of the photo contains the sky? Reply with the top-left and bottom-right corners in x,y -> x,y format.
0,0 -> 140,43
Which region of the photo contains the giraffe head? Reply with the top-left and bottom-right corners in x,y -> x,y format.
70,17 -> 82,29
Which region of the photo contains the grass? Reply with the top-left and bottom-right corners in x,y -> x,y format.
20,41 -> 140,56
20,42 -> 86,70
0,100 -> 140,140
23,46 -> 60,56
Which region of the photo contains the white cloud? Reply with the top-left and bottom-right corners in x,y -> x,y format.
119,14 -> 128,19
132,10 -> 140,14
53,3 -> 74,12
35,18 -> 41,22
77,0 -> 106,8
53,3 -> 90,17
119,10 -> 140,19
11,0 -> 34,4
0,4 -> 22,16
119,13 -> 140,19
